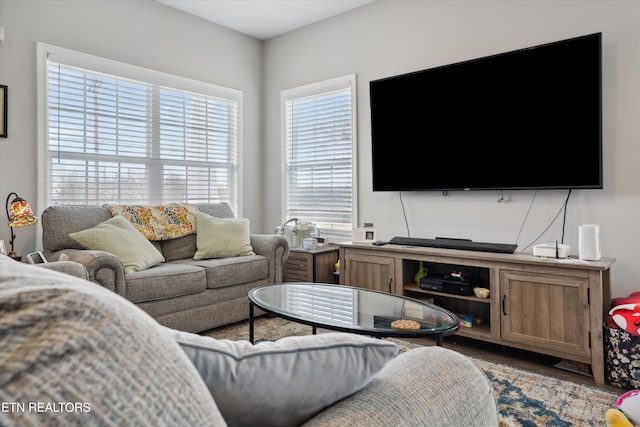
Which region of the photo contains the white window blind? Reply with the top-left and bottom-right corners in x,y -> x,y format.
41,46 -> 240,211
283,75 -> 356,240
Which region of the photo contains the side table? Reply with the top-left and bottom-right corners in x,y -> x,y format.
284,246 -> 339,283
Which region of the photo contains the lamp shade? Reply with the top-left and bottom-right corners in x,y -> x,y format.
8,197 -> 37,228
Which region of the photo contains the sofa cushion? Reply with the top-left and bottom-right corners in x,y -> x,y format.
126,262 -> 206,303
105,203 -> 198,241
179,256 -> 269,289
160,234 -> 198,261
0,255 -> 227,427
69,215 -> 165,273
194,212 -> 255,260
42,205 -> 112,251
166,328 -> 399,427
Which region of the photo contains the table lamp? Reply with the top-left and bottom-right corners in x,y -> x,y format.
5,192 -> 38,260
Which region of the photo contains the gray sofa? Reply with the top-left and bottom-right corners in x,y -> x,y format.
0,256 -> 499,426
40,203 -> 289,332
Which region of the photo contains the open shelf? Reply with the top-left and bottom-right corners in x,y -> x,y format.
404,284 -> 491,304
404,283 -> 492,339
456,323 -> 492,339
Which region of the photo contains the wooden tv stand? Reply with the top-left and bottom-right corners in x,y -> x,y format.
337,241 -> 614,385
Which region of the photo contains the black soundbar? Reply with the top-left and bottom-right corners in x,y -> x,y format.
389,236 -> 517,254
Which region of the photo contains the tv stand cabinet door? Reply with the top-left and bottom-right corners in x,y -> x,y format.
340,251 -> 396,294
499,269 -> 591,361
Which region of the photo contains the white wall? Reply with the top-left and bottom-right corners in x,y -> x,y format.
1,0 -> 639,299
0,0 -> 262,256
263,0 -> 640,297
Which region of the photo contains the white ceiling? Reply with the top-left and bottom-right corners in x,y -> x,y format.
155,0 -> 374,40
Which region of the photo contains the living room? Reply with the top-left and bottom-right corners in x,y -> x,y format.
1,0 -> 639,301
1,0 -> 640,425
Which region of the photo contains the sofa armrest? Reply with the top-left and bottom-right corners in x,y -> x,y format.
250,234 -> 289,283
38,261 -> 89,280
44,249 -> 127,297
303,346 -> 498,427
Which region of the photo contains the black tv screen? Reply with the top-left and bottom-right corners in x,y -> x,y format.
370,33 -> 602,191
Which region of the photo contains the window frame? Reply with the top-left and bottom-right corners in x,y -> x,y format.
36,42 -> 243,214
280,74 -> 358,241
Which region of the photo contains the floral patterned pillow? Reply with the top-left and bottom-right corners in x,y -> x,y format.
105,203 -> 199,241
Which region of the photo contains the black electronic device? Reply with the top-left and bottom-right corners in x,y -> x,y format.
419,276 -> 475,296
389,236 -> 517,254
370,32 -> 602,192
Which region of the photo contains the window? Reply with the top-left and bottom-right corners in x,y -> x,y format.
37,43 -> 241,212
281,75 -> 357,241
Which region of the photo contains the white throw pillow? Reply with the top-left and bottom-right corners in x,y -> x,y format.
194,211 -> 255,259
69,215 -> 165,273
165,328 -> 399,427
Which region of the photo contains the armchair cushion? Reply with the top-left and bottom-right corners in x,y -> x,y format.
303,346 -> 498,426
166,328 -> 399,427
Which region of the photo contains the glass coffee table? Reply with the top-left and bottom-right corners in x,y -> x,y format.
248,283 -> 460,345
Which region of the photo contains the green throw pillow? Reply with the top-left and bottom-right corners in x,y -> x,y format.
194,211 -> 255,260
69,215 -> 165,273
165,328 -> 399,427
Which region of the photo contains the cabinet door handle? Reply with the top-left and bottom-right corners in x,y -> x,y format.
388,278 -> 393,293
502,295 -> 507,315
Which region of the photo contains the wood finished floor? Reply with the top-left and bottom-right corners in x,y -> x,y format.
406,334 -> 622,393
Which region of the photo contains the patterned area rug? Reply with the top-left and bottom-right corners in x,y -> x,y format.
204,317 -> 619,427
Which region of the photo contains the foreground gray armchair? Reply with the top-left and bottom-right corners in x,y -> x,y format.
0,256 -> 498,427
40,203 -> 289,332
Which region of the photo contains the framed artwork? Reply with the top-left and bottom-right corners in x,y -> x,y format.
0,85 -> 6,138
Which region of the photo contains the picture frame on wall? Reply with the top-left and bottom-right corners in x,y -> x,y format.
0,85 -> 6,138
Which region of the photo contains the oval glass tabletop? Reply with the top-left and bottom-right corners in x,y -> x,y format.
248,283 -> 460,339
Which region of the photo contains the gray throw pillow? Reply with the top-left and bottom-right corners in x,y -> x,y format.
165,328 -> 399,427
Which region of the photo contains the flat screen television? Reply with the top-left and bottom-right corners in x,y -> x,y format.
370,33 -> 602,191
